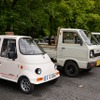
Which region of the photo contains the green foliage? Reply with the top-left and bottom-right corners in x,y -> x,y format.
0,0 -> 100,37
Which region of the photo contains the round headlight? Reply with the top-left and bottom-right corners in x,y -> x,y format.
35,68 -> 42,75
90,50 -> 94,58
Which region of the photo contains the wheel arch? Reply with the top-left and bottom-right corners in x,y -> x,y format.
17,75 -> 29,84
17,70 -> 35,84
64,59 -> 79,68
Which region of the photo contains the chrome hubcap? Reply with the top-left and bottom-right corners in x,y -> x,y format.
67,66 -> 75,74
21,79 -> 31,92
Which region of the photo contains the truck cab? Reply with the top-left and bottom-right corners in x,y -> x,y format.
0,35 -> 60,94
57,28 -> 100,76
42,28 -> 100,77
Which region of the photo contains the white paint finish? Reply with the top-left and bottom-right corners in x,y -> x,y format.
0,35 -> 60,84
43,28 -> 100,69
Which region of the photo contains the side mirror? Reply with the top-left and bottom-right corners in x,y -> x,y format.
8,51 -> 17,60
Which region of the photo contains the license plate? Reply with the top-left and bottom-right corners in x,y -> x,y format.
44,73 -> 56,81
96,60 -> 100,66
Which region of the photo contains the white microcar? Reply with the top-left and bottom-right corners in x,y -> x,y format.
0,35 -> 60,94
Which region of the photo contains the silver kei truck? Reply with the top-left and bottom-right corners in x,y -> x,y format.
41,28 -> 100,77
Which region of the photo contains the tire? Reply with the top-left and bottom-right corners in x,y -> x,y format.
19,77 -> 34,94
64,61 -> 79,77
49,78 -> 58,84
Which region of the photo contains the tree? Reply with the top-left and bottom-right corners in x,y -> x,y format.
0,0 -> 100,40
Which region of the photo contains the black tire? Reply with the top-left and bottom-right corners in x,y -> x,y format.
49,78 -> 58,84
19,77 -> 34,94
64,61 -> 79,77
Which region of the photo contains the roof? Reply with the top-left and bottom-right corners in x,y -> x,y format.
0,35 -> 31,39
60,28 -> 82,32
91,32 -> 100,35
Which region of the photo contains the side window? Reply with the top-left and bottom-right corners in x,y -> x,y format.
63,32 -> 80,44
1,39 -> 17,58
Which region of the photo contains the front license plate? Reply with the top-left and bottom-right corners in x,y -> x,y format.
96,60 -> 100,66
44,73 -> 56,81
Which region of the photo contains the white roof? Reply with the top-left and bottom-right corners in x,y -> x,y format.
0,35 -> 31,39
91,32 -> 100,35
60,28 -> 82,31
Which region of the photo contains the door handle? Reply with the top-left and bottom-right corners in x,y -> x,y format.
62,47 -> 65,49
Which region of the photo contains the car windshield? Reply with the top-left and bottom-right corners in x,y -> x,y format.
19,38 -> 45,55
80,30 -> 99,45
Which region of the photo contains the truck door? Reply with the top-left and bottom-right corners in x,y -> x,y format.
0,38 -> 19,81
60,31 -> 87,63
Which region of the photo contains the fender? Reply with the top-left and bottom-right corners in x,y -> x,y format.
17,69 -> 36,84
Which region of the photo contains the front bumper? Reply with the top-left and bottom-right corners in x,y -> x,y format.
87,62 -> 96,69
96,60 -> 100,66
30,71 -> 60,85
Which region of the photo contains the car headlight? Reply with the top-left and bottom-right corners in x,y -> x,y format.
90,50 -> 94,58
35,68 -> 42,75
54,65 -> 57,70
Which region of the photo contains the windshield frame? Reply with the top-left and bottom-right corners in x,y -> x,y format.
19,37 -> 46,55
80,30 -> 99,46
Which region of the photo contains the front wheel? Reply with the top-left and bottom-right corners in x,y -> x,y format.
64,61 -> 79,77
19,77 -> 34,94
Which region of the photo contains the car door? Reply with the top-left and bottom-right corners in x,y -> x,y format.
60,31 -> 88,62
0,38 -> 19,82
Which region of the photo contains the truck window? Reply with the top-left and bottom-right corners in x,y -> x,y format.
82,30 -> 99,45
1,39 -> 17,58
63,32 -> 80,44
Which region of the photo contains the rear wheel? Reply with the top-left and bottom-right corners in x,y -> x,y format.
19,77 -> 34,94
64,61 -> 79,77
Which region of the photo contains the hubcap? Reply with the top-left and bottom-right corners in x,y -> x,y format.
21,78 -> 31,92
67,66 -> 75,74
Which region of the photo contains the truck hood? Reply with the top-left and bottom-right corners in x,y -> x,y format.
19,53 -> 52,64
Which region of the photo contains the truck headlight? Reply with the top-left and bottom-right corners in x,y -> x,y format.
90,50 -> 94,58
35,68 -> 42,75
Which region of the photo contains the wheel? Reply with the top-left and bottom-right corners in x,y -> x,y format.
49,78 -> 58,84
19,77 -> 34,94
64,61 -> 79,77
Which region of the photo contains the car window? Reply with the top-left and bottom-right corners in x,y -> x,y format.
1,39 -> 17,58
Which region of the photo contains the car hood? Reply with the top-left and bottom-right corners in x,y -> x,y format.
19,53 -> 52,64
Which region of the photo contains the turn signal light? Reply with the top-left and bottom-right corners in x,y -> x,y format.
37,77 -> 43,81
56,72 -> 60,75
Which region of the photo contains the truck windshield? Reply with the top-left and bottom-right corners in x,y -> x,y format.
80,30 -> 99,45
92,34 -> 100,43
19,38 -> 45,55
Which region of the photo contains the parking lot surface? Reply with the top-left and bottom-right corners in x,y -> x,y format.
0,67 -> 100,100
